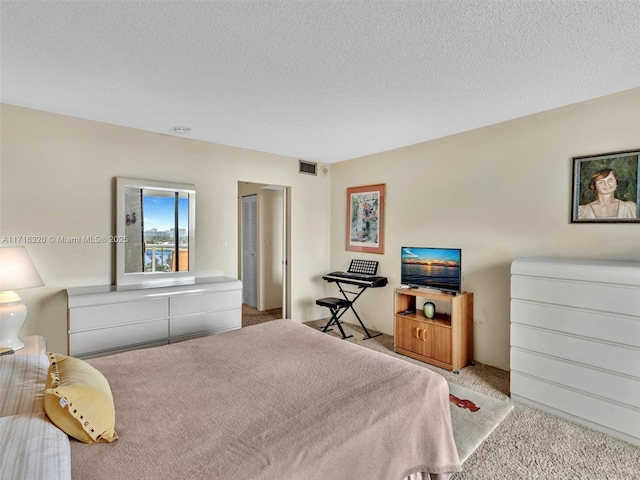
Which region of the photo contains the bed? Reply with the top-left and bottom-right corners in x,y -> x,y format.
1,319 -> 461,479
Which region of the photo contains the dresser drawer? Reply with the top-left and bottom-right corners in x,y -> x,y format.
69,298 -> 168,332
511,323 -> 639,378
511,349 -> 640,408
511,300 -> 640,348
169,308 -> 241,339
511,276 -> 640,316
511,372 -> 640,441
169,290 -> 242,316
69,318 -> 169,356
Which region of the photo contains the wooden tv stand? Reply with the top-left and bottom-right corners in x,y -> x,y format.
394,288 -> 473,373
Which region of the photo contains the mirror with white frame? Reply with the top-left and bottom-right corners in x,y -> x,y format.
116,177 -> 196,287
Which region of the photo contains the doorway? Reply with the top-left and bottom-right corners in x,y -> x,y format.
238,182 -> 291,326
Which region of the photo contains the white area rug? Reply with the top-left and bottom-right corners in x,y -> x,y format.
447,382 -> 514,463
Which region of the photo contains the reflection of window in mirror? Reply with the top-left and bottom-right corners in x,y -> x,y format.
124,189 -> 190,274
116,177 -> 196,287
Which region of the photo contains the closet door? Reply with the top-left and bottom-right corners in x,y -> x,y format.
242,194 -> 258,308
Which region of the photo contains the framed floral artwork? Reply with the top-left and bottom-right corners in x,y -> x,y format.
571,150 -> 640,223
346,184 -> 385,254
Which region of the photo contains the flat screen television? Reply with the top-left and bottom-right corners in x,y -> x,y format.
400,247 -> 462,293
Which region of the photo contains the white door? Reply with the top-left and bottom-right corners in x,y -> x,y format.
242,194 -> 257,308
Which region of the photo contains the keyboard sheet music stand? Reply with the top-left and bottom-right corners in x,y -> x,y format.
317,259 -> 387,340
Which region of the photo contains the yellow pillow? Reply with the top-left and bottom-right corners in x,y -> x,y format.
44,353 -> 118,444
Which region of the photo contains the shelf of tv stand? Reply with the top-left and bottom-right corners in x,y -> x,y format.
394,288 -> 473,372
396,310 -> 452,327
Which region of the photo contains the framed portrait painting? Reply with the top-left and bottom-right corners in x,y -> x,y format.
346,184 -> 385,254
571,150 -> 640,223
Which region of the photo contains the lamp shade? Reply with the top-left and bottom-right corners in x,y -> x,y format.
0,246 -> 44,292
0,247 -> 44,351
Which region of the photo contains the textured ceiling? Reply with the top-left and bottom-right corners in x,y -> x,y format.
2,1 -> 640,164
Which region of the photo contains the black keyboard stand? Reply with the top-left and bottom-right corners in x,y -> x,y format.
316,281 -> 382,341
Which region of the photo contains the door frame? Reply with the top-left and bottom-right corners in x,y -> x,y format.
238,182 -> 291,318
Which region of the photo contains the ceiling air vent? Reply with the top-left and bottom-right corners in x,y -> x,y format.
299,160 -> 317,176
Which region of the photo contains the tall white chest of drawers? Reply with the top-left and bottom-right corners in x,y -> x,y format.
67,276 -> 242,359
510,258 -> 640,446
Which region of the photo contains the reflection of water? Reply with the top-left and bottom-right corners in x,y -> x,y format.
144,245 -> 188,272
144,249 -> 173,272
401,264 -> 460,290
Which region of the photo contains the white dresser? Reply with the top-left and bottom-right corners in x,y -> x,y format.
510,257 -> 640,446
67,277 -> 242,358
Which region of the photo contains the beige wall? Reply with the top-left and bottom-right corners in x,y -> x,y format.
0,105 -> 332,353
330,88 -> 640,370
3,89 -> 638,369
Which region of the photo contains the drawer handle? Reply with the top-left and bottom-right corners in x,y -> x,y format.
422,329 -> 428,341
415,327 -> 421,339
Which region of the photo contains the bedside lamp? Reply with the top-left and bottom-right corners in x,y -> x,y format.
0,247 -> 44,351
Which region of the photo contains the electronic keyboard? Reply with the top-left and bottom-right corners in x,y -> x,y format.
322,271 -> 388,288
